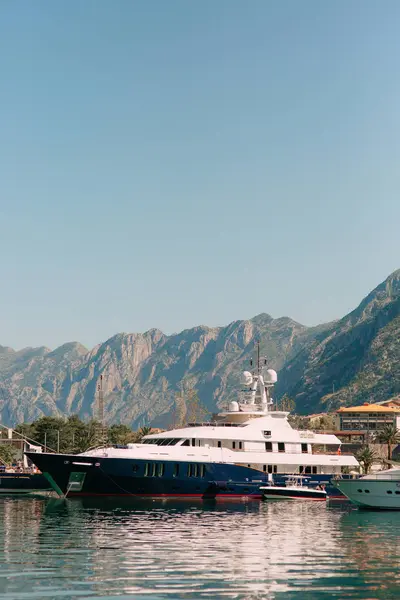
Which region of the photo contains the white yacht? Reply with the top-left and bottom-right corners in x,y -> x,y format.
334,467 -> 400,509
26,351 -> 359,499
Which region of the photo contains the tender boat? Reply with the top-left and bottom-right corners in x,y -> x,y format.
333,467 -> 400,509
260,475 -> 327,501
25,348 -> 359,499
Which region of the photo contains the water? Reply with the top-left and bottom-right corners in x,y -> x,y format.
0,498 -> 399,599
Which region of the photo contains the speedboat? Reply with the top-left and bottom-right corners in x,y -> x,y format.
333,467 -> 400,509
260,475 -> 327,501
25,348 -> 359,500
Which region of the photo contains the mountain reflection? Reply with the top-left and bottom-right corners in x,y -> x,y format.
0,497 -> 399,598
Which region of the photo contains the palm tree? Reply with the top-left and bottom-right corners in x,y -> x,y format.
356,446 -> 377,475
136,426 -> 152,442
375,424 -> 400,462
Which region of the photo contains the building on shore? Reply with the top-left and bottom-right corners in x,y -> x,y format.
335,402 -> 400,434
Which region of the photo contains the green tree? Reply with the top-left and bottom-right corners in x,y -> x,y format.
27,416 -> 66,452
375,424 -> 400,462
356,446 -> 377,475
0,444 -> 17,466
73,419 -> 104,452
108,424 -> 136,445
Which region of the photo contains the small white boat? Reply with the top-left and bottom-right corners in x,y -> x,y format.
260,475 -> 327,501
333,467 -> 400,509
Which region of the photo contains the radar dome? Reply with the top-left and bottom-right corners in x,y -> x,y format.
229,401 -> 239,412
262,368 -> 278,384
241,371 -> 253,386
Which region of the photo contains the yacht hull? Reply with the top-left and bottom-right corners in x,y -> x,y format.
333,478 -> 400,509
25,452 -> 349,499
25,452 -> 267,499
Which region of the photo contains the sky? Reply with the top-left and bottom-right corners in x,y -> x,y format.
1,0 -> 400,350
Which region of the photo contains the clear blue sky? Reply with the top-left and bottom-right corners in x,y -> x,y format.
1,0 -> 400,350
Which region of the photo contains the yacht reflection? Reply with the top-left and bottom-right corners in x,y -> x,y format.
50,498 -> 346,597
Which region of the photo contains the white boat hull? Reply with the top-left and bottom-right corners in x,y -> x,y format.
260,486 -> 327,501
334,478 -> 400,509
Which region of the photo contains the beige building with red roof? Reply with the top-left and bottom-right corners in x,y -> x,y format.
336,402 -> 400,433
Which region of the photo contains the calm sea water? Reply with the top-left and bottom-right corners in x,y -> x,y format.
0,497 -> 399,599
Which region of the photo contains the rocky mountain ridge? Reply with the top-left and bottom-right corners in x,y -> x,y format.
0,314 -> 309,427
2,269 -> 400,427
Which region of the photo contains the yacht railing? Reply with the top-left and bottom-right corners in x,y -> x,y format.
187,422 -> 243,428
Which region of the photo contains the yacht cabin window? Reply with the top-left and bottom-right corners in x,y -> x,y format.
301,443 -> 308,453
265,442 -> 273,452
232,442 -> 236,449
239,442 -> 243,450
278,442 -> 285,453
217,441 -> 222,448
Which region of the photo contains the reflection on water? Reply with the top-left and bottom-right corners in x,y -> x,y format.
0,497 -> 399,599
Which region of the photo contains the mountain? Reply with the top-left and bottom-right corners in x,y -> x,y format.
0,314 -> 310,428
277,269 -> 400,414
2,269 -> 400,427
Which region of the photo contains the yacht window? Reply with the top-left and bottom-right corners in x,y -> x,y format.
158,463 -> 165,477
273,466 -> 277,473
278,443 -> 285,453
299,466 -> 304,473
200,464 -> 205,478
217,441 -> 222,448
268,465 -> 273,474
159,439 -> 170,446
232,442 -> 236,449
181,440 -> 190,446
173,463 -> 180,477
387,490 -> 393,494
191,438 -> 196,447
312,466 -> 317,474
192,463 -> 198,478
263,465 -> 267,472
168,439 -> 179,446
265,442 -> 273,452
187,464 -> 192,477
301,443 -> 308,453
304,466 -> 312,474
144,463 -> 150,477
132,464 -> 139,473
239,442 -> 243,450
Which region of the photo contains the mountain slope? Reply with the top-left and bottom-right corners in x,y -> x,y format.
277,270 -> 400,413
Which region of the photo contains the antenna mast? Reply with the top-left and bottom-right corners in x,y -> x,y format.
97,374 -> 106,447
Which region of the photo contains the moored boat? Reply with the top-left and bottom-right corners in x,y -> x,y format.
333,467 -> 400,509
260,475 -> 327,501
0,471 -> 51,495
